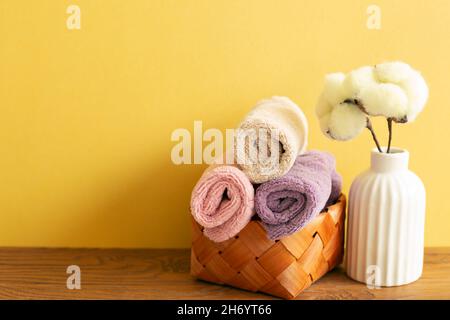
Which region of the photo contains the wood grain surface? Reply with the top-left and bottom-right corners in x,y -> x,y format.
0,247 -> 448,299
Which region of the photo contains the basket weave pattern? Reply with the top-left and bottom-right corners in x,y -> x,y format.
190,194 -> 346,299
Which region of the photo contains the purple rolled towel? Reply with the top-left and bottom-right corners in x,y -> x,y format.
255,150 -> 341,239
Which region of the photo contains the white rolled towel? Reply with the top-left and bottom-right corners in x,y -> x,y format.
235,96 -> 308,184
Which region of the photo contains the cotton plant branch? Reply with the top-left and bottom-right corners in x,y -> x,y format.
366,117 -> 383,153
354,96 -> 395,154
345,99 -> 383,153
354,98 -> 393,154
387,118 -> 393,153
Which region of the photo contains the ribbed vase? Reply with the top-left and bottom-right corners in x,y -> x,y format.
346,147 -> 426,287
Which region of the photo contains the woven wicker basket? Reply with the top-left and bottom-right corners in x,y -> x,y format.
190,194 -> 346,299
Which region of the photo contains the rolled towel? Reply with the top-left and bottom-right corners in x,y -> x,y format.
190,164 -> 254,242
235,96 -> 308,184
255,151 -> 341,239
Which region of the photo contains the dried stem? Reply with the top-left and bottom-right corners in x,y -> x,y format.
387,118 -> 393,153
366,118 -> 382,153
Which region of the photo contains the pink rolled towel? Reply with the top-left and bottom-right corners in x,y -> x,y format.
190,165 -> 254,242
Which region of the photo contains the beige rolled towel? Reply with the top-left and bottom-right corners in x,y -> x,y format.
235,96 -> 308,183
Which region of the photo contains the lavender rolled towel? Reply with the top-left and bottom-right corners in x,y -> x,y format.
255,151 -> 341,239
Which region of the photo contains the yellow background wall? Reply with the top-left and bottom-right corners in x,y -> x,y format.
1,0 -> 449,247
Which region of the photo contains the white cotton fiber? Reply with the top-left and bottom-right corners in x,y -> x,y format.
327,103 -> 367,141
399,70 -> 429,121
343,66 -> 377,97
323,73 -> 346,105
315,60 -> 428,142
343,62 -> 428,122
315,93 -> 333,118
375,61 -> 412,84
358,83 -> 409,119
318,113 -> 331,137
316,71 -> 368,141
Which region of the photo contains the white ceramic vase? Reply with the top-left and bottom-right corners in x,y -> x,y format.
346,147 -> 426,287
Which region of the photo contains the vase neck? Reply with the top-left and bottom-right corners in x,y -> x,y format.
370,147 -> 409,173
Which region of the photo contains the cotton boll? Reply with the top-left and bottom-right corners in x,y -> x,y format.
323,73 -> 346,105
358,83 -> 408,119
327,103 -> 367,141
342,66 -> 377,98
316,61 -> 429,144
400,70 -> 429,122
318,113 -> 332,138
316,73 -> 345,118
375,61 -> 413,84
315,93 -> 333,118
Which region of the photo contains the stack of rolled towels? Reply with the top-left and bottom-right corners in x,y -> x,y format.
190,96 -> 342,242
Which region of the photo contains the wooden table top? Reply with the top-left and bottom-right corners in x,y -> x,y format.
0,247 -> 448,299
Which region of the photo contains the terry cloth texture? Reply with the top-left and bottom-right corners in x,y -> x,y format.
254,151 -> 341,239
235,96 -> 308,184
190,165 -> 254,242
